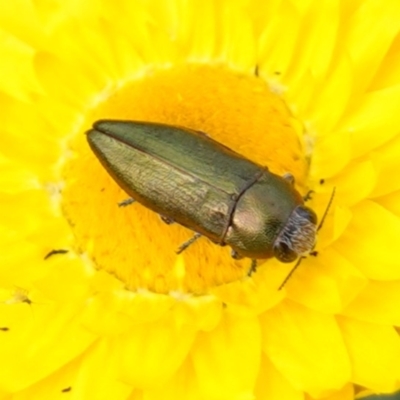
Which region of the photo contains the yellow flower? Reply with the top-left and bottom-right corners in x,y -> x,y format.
1,1 -> 400,399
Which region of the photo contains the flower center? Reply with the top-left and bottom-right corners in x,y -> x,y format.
62,64 -> 307,294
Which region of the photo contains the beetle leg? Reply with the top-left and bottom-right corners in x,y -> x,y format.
303,190 -> 314,202
176,233 -> 202,254
282,173 -> 295,185
118,198 -> 136,207
248,259 -> 257,276
160,215 -> 174,225
230,249 -> 243,260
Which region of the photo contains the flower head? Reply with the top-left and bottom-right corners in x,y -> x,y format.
1,1 -> 400,399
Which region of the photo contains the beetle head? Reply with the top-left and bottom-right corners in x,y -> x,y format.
273,205 -> 317,263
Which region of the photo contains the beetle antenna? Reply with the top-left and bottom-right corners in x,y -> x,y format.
317,187 -> 336,232
278,257 -> 304,290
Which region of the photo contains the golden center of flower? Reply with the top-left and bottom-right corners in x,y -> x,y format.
62,64 -> 307,294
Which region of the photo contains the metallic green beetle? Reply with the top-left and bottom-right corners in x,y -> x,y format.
86,120 -> 317,264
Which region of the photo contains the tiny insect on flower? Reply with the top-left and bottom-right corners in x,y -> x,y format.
4,287 -> 33,305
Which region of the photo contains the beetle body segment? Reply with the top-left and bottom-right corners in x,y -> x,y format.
225,172 -> 304,259
87,120 -> 316,262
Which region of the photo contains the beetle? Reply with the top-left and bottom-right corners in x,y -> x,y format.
86,120 -> 318,269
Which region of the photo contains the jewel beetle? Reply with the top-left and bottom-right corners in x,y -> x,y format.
86,120 -> 318,267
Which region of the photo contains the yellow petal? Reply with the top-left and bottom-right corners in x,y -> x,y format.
30,95 -> 78,135
34,51 -> 104,109
248,0 -> 282,38
0,0 -> 43,48
0,163 -> 40,193
40,15 -> 122,82
67,338 -> 133,400
118,313 -> 197,388
260,300 -> 351,398
338,84 -> 400,159
305,383 -> 354,400
370,133 -> 400,197
33,0 -> 101,28
218,2 -> 256,70
101,0 -> 177,64
14,351 -> 82,400
210,268 -> 285,317
342,280 -> 400,326
1,100 -> 61,171
117,291 -> 176,325
334,200 -> 400,280
172,296 -> 223,332
90,21 -> 146,80
286,0 -> 340,97
343,0 -> 400,96
33,257 -> 91,302
310,130 -> 352,179
0,297 -> 96,392
191,313 -> 261,400
370,34 -> 400,90
81,292 -> 137,336
377,189 -> 400,218
337,316 -> 400,392
0,191 -> 54,239
305,52 -> 352,135
0,238 -> 44,284
329,160 -> 377,207
255,355 -> 303,400
0,29 -> 42,102
258,1 -> 300,78
140,358 -> 199,400
286,247 -> 367,313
